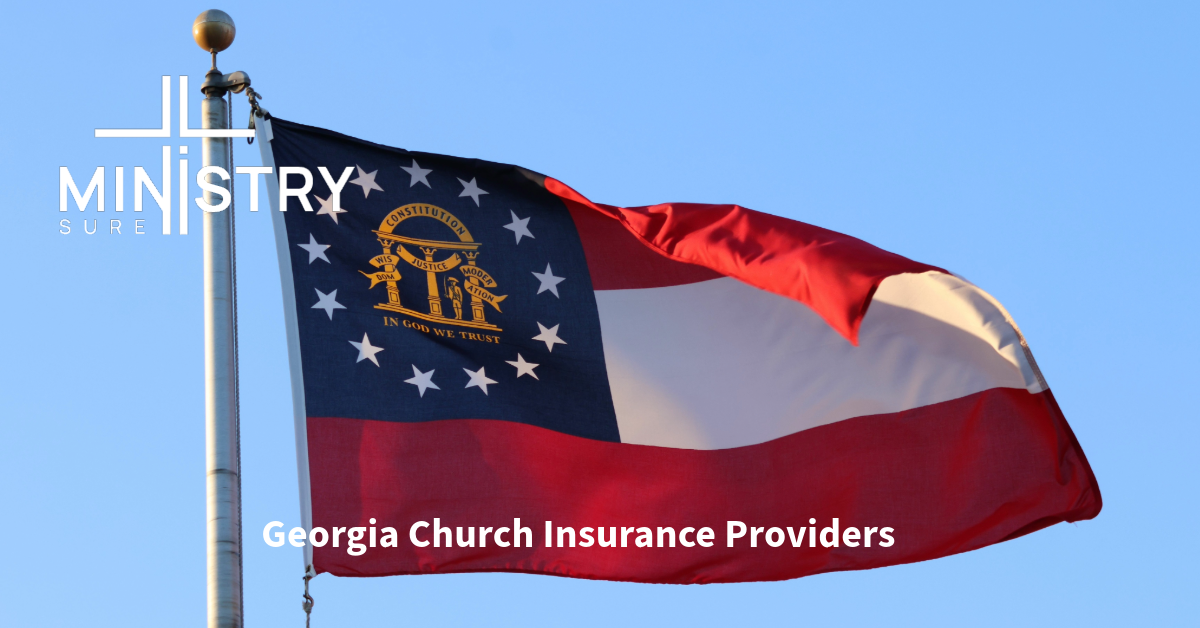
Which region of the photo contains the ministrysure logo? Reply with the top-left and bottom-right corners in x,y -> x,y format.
58,76 -> 346,235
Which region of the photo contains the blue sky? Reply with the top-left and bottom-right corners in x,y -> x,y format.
1,1 -> 1195,625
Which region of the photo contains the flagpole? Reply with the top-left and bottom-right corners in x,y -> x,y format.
194,10 -> 242,628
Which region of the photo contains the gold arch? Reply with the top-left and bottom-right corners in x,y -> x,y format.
379,203 -> 474,242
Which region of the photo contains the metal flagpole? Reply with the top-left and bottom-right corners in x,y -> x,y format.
194,10 -> 242,628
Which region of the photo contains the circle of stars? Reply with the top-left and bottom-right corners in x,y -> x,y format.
301,165 -> 570,399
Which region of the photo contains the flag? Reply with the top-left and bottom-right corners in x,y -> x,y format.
257,117 -> 1100,583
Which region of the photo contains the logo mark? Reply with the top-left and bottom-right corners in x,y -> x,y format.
363,203 -> 507,331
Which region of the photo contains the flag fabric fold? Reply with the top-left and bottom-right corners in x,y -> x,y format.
257,116 -> 1100,584
543,179 -> 945,344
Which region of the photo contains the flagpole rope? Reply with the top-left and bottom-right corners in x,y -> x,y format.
241,89 -> 308,625
242,89 -> 308,626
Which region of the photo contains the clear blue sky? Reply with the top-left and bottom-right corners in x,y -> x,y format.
1,2 -> 1195,625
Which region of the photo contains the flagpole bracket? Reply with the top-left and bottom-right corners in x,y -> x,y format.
201,69 -> 251,97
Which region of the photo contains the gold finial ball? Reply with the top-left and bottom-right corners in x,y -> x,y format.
193,9 -> 236,53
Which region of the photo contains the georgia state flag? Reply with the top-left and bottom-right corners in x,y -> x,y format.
257,116 -> 1099,584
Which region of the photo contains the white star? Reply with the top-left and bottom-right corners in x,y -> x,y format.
312,288 -> 346,320
503,211 -> 534,244
348,333 -> 384,366
506,353 -> 540,379
400,159 -> 432,188
315,194 -> 346,224
297,233 -> 331,264
349,165 -> 384,198
457,177 -> 488,206
532,264 -> 565,298
404,365 -> 440,397
532,322 -> 567,352
463,366 -> 498,395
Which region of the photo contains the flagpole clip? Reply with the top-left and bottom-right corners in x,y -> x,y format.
246,86 -> 268,143
302,566 -> 316,627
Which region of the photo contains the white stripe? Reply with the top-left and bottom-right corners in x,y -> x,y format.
257,119 -> 314,571
596,272 -> 1043,450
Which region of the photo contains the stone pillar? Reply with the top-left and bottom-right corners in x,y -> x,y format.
464,252 -> 486,323
421,247 -> 443,317
379,239 -> 401,306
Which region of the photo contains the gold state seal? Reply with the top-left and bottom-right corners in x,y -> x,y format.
361,203 -> 507,331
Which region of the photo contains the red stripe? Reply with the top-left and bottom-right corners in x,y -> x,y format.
565,199 -> 723,290
548,177 -> 944,344
306,388 -> 1100,583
